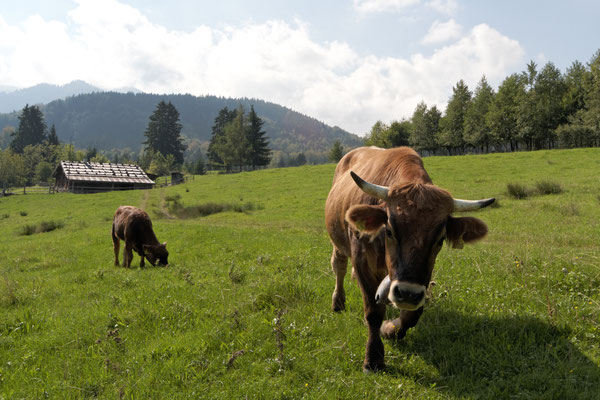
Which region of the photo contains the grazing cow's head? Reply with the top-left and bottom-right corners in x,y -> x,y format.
345,171 -> 494,311
143,242 -> 169,266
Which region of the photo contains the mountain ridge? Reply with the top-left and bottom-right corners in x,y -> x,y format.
0,90 -> 363,155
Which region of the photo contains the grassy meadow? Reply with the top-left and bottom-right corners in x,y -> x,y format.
1,148 -> 600,399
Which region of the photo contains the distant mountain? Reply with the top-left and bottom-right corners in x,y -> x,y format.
0,91 -> 363,155
0,80 -> 105,113
0,85 -> 18,93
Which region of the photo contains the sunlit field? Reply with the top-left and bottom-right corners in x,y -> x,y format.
1,148 -> 599,399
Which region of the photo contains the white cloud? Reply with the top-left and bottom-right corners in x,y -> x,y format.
353,0 -> 457,15
422,19 -> 463,45
0,1 -> 525,135
353,0 -> 420,13
426,0 -> 458,15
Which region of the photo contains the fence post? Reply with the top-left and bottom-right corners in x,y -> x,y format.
24,186 -> 26,195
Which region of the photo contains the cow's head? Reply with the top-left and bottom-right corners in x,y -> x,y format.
345,171 -> 494,311
143,242 -> 169,266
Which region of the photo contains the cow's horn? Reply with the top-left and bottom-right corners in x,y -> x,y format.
453,197 -> 495,212
350,171 -> 389,200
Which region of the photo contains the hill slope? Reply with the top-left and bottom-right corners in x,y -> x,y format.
0,91 -> 363,154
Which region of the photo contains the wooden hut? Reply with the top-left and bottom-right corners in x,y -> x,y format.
52,161 -> 155,193
170,171 -> 184,185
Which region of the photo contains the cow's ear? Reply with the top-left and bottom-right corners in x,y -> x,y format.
345,205 -> 387,234
446,216 -> 488,249
162,242 -> 167,247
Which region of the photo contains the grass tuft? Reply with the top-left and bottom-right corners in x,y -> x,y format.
0,278 -> 20,306
165,196 -> 262,219
228,262 -> 245,284
506,182 -> 530,199
535,180 -> 563,195
19,211 -> 27,216
19,220 -> 64,236
562,202 -> 580,216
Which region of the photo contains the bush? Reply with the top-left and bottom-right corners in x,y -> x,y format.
506,183 -> 530,199
535,181 -> 563,195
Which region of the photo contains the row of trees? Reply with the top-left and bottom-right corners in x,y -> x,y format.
366,50 -> 600,154
207,105 -> 271,171
1,99 -> 274,189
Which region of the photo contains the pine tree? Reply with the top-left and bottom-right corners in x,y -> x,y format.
438,80 -> 471,154
208,107 -> 237,169
488,74 -> 525,151
328,140 -> 344,162
295,152 -> 307,166
47,124 -> 60,145
143,101 -> 186,165
464,76 -> 495,152
10,104 -> 47,153
246,105 -> 271,169
218,104 -> 250,171
410,102 -> 440,155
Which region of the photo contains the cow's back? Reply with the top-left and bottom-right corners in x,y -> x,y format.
325,146 -> 431,256
113,206 -> 154,244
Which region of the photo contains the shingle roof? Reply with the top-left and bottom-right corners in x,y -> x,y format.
55,161 -> 155,185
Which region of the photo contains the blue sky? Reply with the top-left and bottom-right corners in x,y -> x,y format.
1,0 -> 598,134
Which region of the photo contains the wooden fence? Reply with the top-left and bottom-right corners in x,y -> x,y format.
1,184 -> 54,196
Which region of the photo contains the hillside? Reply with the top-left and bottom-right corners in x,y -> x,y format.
0,80 -> 102,113
0,91 -> 363,154
1,148 -> 599,398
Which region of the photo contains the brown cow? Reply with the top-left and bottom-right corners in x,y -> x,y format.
111,206 -> 168,268
325,146 -> 494,372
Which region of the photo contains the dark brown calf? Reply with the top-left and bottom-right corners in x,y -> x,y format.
111,206 -> 168,268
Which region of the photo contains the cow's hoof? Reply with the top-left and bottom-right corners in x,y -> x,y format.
332,301 -> 345,312
381,319 -> 409,341
380,320 -> 407,340
363,362 -> 386,373
332,291 -> 346,312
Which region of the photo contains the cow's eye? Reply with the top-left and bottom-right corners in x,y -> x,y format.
386,228 -> 393,238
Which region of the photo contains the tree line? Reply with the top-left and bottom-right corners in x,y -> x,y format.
1,100 -> 273,190
365,50 -> 600,155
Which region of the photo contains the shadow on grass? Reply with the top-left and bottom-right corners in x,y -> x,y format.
385,309 -> 599,398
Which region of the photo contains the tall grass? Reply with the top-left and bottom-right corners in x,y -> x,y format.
507,179 -> 563,199
506,182 -> 530,199
18,220 -> 64,236
535,180 -> 563,195
165,195 -> 262,218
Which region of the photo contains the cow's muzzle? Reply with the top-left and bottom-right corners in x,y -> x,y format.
377,278 -> 426,310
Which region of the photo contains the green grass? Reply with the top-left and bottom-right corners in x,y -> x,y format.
1,148 -> 599,399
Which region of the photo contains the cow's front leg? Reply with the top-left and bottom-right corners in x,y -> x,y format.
331,248 -> 348,312
138,251 -> 145,268
351,236 -> 387,372
363,301 -> 386,372
380,308 -> 424,340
